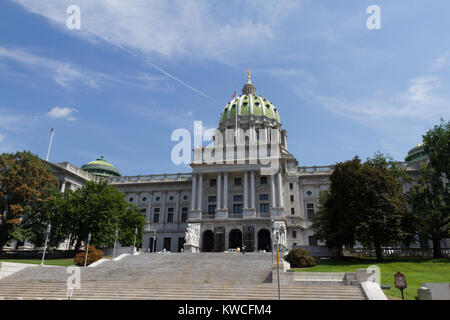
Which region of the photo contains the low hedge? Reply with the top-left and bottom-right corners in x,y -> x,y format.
284,248 -> 316,268
74,245 -> 103,266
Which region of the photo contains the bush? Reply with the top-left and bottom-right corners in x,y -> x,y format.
74,245 -> 104,266
284,248 -> 316,268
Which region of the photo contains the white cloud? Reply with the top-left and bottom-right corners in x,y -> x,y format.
407,76 -> 441,104
0,134 -> 5,143
47,107 -> 78,121
0,46 -> 101,88
11,0 -> 298,63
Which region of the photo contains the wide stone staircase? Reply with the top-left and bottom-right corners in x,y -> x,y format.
0,253 -> 366,300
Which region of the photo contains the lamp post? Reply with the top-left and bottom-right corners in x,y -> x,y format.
112,229 -> 118,260
40,224 -> 51,266
132,227 -> 138,254
83,233 -> 91,267
270,219 -> 274,263
153,229 -> 156,253
275,230 -> 281,300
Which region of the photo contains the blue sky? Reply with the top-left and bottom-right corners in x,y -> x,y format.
0,0 -> 449,176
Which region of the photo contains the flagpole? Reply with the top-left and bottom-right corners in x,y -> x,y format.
235,90 -> 238,141
46,127 -> 55,162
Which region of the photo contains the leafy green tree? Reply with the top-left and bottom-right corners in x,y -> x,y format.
312,154 -> 407,261
407,120 -> 450,258
312,158 -> 361,257
0,151 -> 58,252
118,205 -> 145,247
50,181 -> 144,250
354,155 -> 407,260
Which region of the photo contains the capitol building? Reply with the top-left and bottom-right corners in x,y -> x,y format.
49,75 -> 424,253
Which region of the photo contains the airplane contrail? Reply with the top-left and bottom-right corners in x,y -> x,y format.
85,26 -> 218,103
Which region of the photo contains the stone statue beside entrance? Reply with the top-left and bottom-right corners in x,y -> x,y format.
184,223 -> 200,253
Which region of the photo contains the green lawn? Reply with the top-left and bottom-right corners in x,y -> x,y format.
291,257 -> 450,300
0,258 -> 75,267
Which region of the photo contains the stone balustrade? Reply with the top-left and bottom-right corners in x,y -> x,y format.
109,173 -> 192,184
298,161 -> 420,174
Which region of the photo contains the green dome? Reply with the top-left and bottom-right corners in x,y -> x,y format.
220,94 -> 281,124
405,142 -> 428,163
81,156 -> 121,177
219,75 -> 280,125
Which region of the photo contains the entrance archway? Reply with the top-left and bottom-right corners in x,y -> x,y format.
202,230 -> 214,252
228,229 -> 242,249
257,229 -> 271,252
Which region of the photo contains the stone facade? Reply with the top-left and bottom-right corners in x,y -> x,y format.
44,77 -> 443,253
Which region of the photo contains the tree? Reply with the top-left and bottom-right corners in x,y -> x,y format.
312,154 -> 407,261
407,120 -> 450,258
0,151 -> 58,252
312,158 -> 361,257
354,154 -> 407,260
50,181 -> 145,250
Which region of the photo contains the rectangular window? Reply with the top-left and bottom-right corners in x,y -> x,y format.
307,203 -> 315,220
259,194 -> 269,201
181,207 -> 188,222
260,203 -> 269,213
291,208 -> 295,215
208,196 -> 217,203
167,212 -> 173,223
289,183 -> 294,190
153,213 -> 159,223
234,178 -> 242,185
290,195 -> 294,202
293,230 -> 297,238
140,208 -> 147,213
233,195 -> 243,202
168,207 -> 174,213
233,204 -> 243,214
208,205 -> 216,214
260,177 -> 267,185
309,236 -> 318,246
209,179 -> 216,187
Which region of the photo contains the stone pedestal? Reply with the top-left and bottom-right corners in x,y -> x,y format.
183,244 -> 200,253
215,209 -> 228,219
243,208 -> 256,218
270,207 -> 284,217
189,209 -> 202,220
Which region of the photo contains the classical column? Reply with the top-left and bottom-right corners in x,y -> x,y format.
60,180 -> 66,193
136,192 -> 140,206
161,191 -> 167,229
175,190 -> 180,224
217,173 -> 222,209
270,174 -> 276,208
244,172 -> 248,209
277,171 -> 284,208
223,173 -> 228,209
250,171 -> 255,209
148,191 -> 153,223
191,174 -> 196,210
197,174 -> 203,211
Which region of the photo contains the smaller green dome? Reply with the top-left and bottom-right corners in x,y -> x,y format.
405,142 -> 428,163
81,156 -> 121,177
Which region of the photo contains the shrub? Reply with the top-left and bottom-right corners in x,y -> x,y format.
283,248 -> 316,268
74,245 -> 104,266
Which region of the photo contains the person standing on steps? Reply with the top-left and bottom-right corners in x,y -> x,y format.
242,244 -> 246,255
